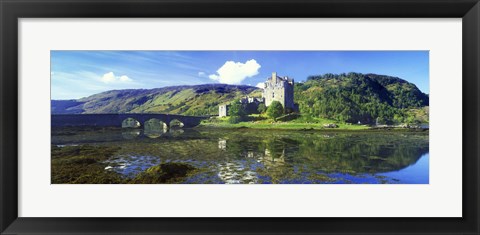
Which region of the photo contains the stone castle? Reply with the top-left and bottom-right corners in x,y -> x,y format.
219,72 -> 297,117
263,72 -> 296,112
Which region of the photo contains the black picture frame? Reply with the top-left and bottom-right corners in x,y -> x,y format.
1,0 -> 479,234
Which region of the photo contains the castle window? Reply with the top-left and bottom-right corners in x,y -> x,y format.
272,92 -> 275,98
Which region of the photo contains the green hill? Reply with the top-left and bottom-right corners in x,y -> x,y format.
51,73 -> 429,124
52,84 -> 262,116
295,72 -> 428,124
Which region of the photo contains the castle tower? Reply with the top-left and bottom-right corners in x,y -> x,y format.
263,72 -> 295,112
219,104 -> 229,117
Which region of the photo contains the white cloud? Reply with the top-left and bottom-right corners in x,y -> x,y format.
256,82 -> 265,89
198,71 -> 207,77
208,59 -> 261,84
50,70 -> 144,99
100,72 -> 132,83
119,75 -> 131,82
101,72 -> 116,83
209,74 -> 219,80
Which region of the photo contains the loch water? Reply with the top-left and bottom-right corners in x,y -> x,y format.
52,127 -> 429,184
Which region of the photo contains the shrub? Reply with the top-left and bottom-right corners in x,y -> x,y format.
228,116 -> 242,124
266,101 -> 284,121
257,103 -> 266,113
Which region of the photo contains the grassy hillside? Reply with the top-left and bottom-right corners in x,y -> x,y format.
52,73 -> 429,124
52,84 -> 262,116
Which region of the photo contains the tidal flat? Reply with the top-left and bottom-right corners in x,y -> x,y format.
51,127 -> 429,184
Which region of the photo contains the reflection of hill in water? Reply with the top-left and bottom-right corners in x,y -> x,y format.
294,133 -> 428,174
216,131 -> 428,174
51,127 -> 202,145
52,127 -> 428,183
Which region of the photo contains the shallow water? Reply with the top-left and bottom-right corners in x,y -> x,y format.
52,127 -> 429,184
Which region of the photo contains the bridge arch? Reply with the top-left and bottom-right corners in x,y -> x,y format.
144,118 -> 168,138
51,113 -> 209,128
169,118 -> 185,128
122,117 -> 141,128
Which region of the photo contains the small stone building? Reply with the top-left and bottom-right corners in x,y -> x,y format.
219,104 -> 229,117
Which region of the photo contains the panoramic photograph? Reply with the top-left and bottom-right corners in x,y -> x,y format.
51,51 -> 429,184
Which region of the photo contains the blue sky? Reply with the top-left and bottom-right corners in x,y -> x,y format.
51,51 -> 429,100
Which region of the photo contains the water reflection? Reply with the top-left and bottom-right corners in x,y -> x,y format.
121,129 -> 141,139
218,139 -> 227,150
104,155 -> 161,178
51,127 -> 429,184
217,161 -> 259,184
169,128 -> 184,136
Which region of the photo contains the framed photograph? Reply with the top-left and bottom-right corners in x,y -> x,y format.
1,0 -> 478,234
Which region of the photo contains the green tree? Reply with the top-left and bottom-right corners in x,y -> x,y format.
228,101 -> 246,117
257,103 -> 267,114
267,101 -> 284,121
228,100 -> 246,123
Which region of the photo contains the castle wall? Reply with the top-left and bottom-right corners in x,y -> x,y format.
284,80 -> 295,111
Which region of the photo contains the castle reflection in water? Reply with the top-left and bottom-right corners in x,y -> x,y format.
52,127 -> 429,184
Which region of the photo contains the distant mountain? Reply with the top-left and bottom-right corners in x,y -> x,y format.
51,84 -> 262,116
51,100 -> 85,114
52,73 -> 429,124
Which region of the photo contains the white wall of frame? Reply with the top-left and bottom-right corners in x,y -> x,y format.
18,18 -> 462,217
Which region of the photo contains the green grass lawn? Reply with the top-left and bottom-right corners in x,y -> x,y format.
200,115 -> 370,130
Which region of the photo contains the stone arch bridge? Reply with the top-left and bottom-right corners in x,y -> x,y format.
51,113 -> 209,129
